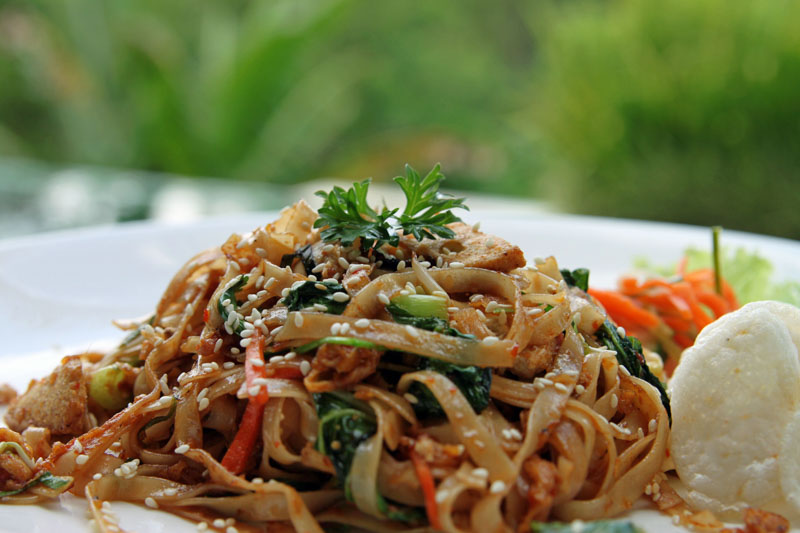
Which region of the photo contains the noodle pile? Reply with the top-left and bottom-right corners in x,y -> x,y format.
1,201 -> 670,532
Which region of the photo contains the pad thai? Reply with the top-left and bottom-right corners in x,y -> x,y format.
1,165 -> 695,532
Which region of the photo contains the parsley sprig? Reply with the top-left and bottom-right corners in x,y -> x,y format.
314,164 -> 468,250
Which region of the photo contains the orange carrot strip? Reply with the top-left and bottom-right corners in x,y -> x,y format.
661,315 -> 692,335
410,450 -> 442,531
672,283 -> 713,331
244,329 -> 268,405
221,398 -> 264,474
695,290 -> 730,317
589,289 -> 662,329
619,277 -> 642,294
636,290 -> 692,320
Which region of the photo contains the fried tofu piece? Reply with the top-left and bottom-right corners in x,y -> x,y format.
4,357 -> 90,437
400,222 -> 525,272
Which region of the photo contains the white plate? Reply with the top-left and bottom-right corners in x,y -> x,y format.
1,211 -> 799,532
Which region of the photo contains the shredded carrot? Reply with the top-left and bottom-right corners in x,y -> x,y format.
244,329 -> 268,404
594,259 -> 741,375
221,398 -> 265,474
410,450 -> 442,531
588,289 -> 661,329
221,329 -> 269,474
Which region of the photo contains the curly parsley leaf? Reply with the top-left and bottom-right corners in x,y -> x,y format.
394,163 -> 469,241
314,164 -> 468,250
314,179 -> 397,249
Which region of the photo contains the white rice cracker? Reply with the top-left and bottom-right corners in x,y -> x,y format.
669,302 -> 800,514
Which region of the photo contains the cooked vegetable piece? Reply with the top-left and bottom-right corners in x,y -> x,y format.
0,471 -> 72,498
280,243 -> 316,274
408,356 -> 492,419
386,302 -> 475,340
596,320 -> 671,420
313,391 -> 377,488
560,268 -> 590,292
389,293 -> 448,320
531,520 -> 644,533
217,275 -> 249,334
282,280 -> 348,314
89,364 -> 132,411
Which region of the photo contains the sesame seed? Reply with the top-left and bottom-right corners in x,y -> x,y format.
616,326 -> 627,337
485,238 -> 495,248
395,249 -> 405,260
432,290 -> 448,299
397,260 -> 406,272
435,490 -> 448,503
575,384 -> 586,394
197,522 -> 209,531
470,294 -> 484,302
175,444 -> 190,454
472,221 -> 481,232
223,361 -> 235,369
436,256 -> 444,268
534,380 -> 545,390
489,481 -> 506,494
294,313 -> 304,327
270,326 -> 282,336
545,372 -> 556,379
405,325 -> 419,337
419,261 -> 431,268
265,277 -> 277,289
403,393 -> 419,404
338,257 -> 350,269
399,289 -> 410,296
611,394 -> 619,409
144,497 -> 158,509
472,467 -> 489,478
300,360 -> 312,376
159,375 -> 170,395
281,288 -> 290,297
247,294 -> 257,302
555,383 -> 569,393
198,398 -> 210,410
672,515 -> 681,525
226,527 -> 239,533
482,336 -> 499,346
322,244 -> 334,253
231,347 -> 241,354
339,323 -> 351,335
240,329 -> 254,338
250,358 -> 265,367
637,427 -> 645,439
163,488 -> 178,496
269,356 -> 284,364
307,275 -> 317,281
240,337 -> 252,348
378,293 -> 390,305
332,292 -> 350,302
526,307 -> 543,316
213,519 -> 226,528
214,339 -> 223,353
538,378 -> 553,386
447,306 -> 460,312
248,385 -> 261,397
93,473 -> 102,480
76,454 -> 89,465
315,283 -> 327,291
571,519 -> 585,533
356,255 -> 369,263
198,388 -> 209,401
313,303 -> 327,312
648,419 -> 658,433
449,261 -> 465,269
252,477 -> 264,484
330,323 -> 342,335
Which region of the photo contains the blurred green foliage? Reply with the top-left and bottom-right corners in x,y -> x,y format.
1,0 -> 799,238
0,0 -> 537,195
530,0 -> 800,238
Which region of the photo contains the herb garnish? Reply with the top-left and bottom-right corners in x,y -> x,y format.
314,164 -> 468,251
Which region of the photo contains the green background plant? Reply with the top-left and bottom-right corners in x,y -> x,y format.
1,0 -> 798,238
